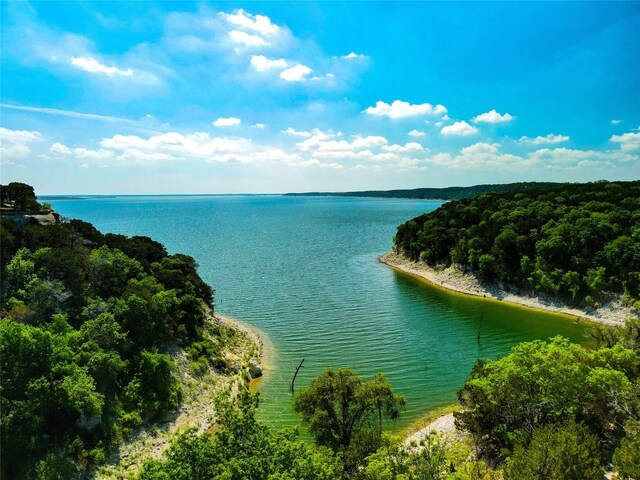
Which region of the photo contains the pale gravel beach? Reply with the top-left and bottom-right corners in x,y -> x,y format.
381,252 -> 637,327
404,413 -> 462,448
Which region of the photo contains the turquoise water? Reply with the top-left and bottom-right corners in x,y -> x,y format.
47,195 -> 589,430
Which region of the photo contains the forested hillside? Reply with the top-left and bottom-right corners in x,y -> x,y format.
0,185 -> 231,478
285,181 -> 566,200
394,181 -> 640,307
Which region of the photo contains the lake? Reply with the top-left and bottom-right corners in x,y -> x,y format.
47,195 -> 589,431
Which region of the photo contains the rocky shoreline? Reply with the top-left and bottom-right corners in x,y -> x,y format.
380,252 -> 636,327
97,314 -> 265,479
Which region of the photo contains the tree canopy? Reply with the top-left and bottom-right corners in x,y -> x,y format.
0,191 -> 220,479
293,369 -> 406,473
138,391 -> 341,480
394,180 -> 640,306
0,182 -> 42,211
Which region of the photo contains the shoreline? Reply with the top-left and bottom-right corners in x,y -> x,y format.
214,312 -> 276,389
98,313 -> 267,479
404,412 -> 463,447
402,404 -> 461,443
380,252 -> 635,327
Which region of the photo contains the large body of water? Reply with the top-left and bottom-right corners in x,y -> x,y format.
47,195 -> 589,431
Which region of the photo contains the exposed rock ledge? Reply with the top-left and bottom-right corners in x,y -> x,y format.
1,210 -> 59,226
380,252 -> 637,327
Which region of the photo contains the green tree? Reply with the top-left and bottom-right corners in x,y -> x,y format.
1,182 -> 40,210
455,337 -> 636,463
503,421 -> 603,480
1,184 -> 230,478
613,433 -> 640,479
139,391 -> 340,480
89,246 -> 143,299
293,368 -> 405,473
393,180 -> 640,306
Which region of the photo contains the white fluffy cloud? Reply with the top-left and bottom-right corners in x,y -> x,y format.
352,135 -> 388,148
341,52 -> 366,60
425,141 -> 637,172
364,100 -> 448,119
519,134 -> 569,145
228,30 -> 267,47
290,129 -> 427,169
529,147 -> 638,165
295,159 -> 344,169
611,119 -> 621,125
280,64 -> 312,82
610,131 -> 640,151
0,127 -> 43,161
408,129 -> 426,137
296,130 -> 389,155
441,121 -> 479,137
213,117 -> 241,127
250,55 -> 287,72
0,127 -> 43,144
72,148 -> 116,160
11,5 -> 364,100
90,129 -> 354,169
427,143 -> 533,170
284,127 -> 312,137
220,9 -> 280,36
472,109 -> 514,124
101,132 -> 248,155
49,142 -> 71,155
70,56 -> 133,76
382,142 -> 424,153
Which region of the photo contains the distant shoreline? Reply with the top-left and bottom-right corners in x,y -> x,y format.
288,194 -> 448,201
380,252 -> 636,327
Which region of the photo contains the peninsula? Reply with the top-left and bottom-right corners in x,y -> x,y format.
384,180 -> 640,326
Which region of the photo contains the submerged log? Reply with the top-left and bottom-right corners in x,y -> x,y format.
289,358 -> 305,394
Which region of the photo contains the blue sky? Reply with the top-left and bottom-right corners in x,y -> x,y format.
1,1 -> 639,194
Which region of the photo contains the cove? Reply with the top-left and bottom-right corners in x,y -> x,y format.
47,195 -> 590,431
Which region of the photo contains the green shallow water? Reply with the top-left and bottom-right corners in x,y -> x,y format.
47,195 -> 590,431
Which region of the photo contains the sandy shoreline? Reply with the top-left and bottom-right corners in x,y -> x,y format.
381,252 -> 636,327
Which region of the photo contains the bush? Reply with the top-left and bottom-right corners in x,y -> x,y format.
503,421 -> 603,480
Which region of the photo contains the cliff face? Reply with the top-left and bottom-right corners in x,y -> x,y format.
0,210 -> 59,226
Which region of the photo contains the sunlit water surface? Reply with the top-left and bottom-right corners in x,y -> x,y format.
48,195 -> 589,431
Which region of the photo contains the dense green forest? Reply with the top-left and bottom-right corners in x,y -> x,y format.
0,184 -> 231,478
394,180 -> 640,307
285,182 -> 567,200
